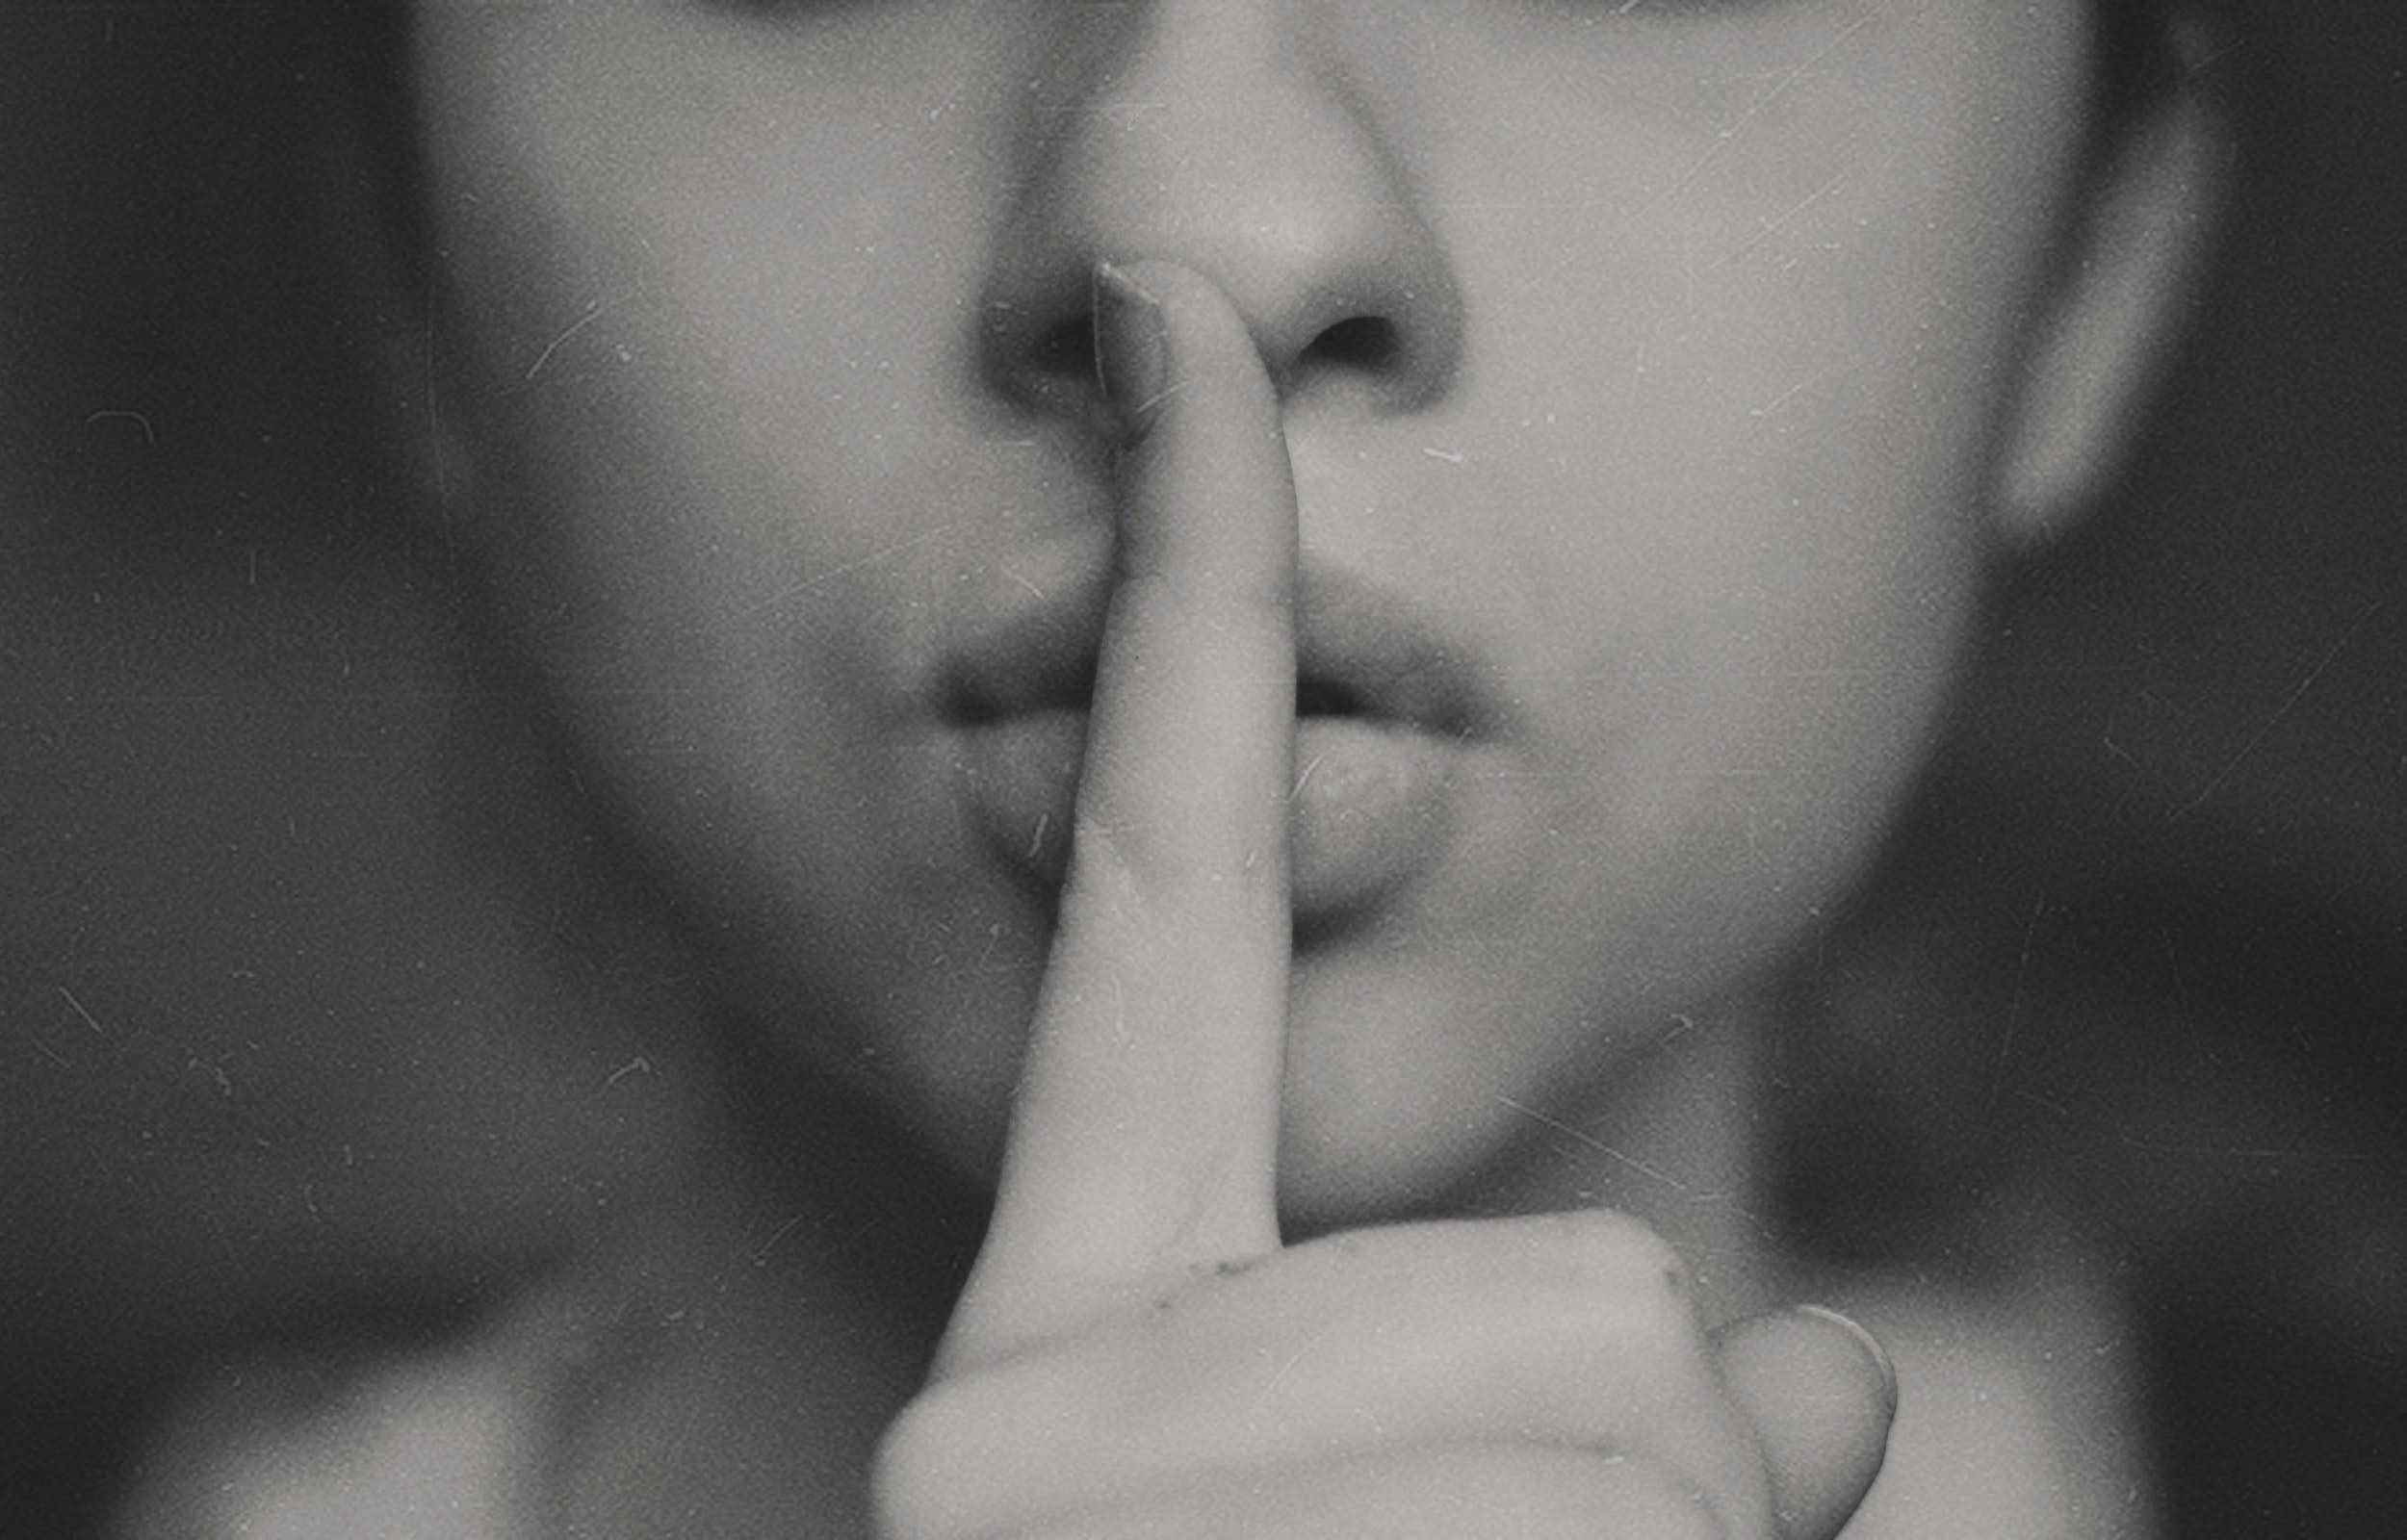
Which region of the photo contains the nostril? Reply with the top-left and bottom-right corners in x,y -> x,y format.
1300,315 -> 1403,376
1030,312 -> 1098,382
993,295 -> 1431,418
1296,679 -> 1362,717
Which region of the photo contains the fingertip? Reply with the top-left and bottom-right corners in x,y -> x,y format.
1094,261 -> 1169,446
1104,259 -> 1279,406
1714,1304 -> 1897,1540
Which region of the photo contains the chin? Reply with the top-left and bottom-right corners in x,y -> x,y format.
826,950 -> 1539,1240
1261,958 -> 1592,1236
1273,1100 -> 1505,1237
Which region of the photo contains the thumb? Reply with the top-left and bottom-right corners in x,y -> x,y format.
1713,1305 -> 1898,1540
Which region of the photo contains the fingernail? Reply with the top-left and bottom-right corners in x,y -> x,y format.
1793,1303 -> 1899,1416
1095,261 -> 1169,446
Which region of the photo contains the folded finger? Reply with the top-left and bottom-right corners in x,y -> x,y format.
1008,1445 -> 1727,1540
893,1213 -> 1772,1539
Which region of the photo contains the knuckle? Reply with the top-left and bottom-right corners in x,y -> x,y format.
1489,1213 -> 1718,1414
1548,1208 -> 1691,1291
870,1387 -> 975,1540
872,1353 -> 1121,1540
1421,1448 -> 1741,1540
867,1403 -> 931,1540
1588,1459 -> 1739,1540
1539,1210 -> 1702,1334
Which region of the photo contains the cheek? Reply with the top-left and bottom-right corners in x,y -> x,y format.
412,7 -> 1007,835
1307,6 -> 2092,1097
409,17 -> 1063,1166
1469,10 -> 2084,870
397,0 -> 2099,1205
409,0 -> 1040,634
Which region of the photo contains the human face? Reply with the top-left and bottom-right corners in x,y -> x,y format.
409,1 -> 2095,1221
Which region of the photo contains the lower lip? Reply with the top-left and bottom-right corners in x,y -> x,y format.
958,710 -> 1462,926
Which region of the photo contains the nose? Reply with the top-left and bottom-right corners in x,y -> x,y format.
980,4 -> 1463,423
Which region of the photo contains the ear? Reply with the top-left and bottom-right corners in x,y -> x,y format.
1990,20 -> 2235,546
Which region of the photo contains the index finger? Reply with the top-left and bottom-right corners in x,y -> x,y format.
940,261 -> 1298,1371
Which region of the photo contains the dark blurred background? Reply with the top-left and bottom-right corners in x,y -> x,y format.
4,4 -> 2402,1535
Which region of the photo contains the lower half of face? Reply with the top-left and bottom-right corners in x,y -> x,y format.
411,0 -> 2091,1223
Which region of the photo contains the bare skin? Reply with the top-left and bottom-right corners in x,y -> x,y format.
258,6 -> 2219,1534
876,262 -> 1894,1540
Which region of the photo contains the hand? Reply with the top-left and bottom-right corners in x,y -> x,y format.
874,260 -> 1894,1540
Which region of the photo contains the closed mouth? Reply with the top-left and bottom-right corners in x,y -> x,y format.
943,561 -> 1493,924
941,563 -> 1491,742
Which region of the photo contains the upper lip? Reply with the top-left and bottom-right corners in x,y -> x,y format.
941,556 -> 1492,739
